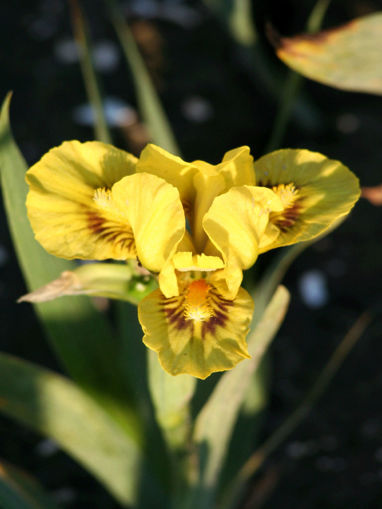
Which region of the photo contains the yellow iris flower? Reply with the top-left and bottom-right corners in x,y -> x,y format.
25,141 -> 360,378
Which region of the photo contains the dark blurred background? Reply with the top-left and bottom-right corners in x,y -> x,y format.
1,0 -> 382,507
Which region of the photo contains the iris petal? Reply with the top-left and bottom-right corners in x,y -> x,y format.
26,141 -> 185,265
26,140 -> 137,260
138,279 -> 253,379
254,149 -> 361,250
203,186 -> 283,298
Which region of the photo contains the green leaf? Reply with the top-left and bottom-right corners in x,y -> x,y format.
148,351 -> 196,450
69,0 -> 112,144
187,286 -> 290,509
0,93 -> 139,437
0,461 -> 59,509
275,12 -> 382,95
0,353 -> 148,506
105,0 -> 181,155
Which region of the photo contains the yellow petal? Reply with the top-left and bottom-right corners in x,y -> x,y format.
203,186 -> 283,297
113,172 -> 185,272
217,145 -> 256,187
192,171 -> 226,251
138,279 -> 254,379
26,140 -> 137,203
136,144 -> 256,252
191,146 -> 255,250
136,143 -> 197,208
158,250 -> 224,299
173,252 -> 224,272
27,144 -> 185,265
26,140 -> 138,259
253,149 -> 361,250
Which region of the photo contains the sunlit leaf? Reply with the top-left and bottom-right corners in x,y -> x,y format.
0,461 -> 59,509
274,12 -> 382,95
0,353 -> 147,506
189,286 -> 290,509
0,93 -> 139,436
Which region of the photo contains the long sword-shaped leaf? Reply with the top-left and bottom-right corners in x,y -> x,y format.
0,353 -> 146,506
185,286 -> 290,509
0,93 -> 139,437
105,0 -> 181,155
0,461 -> 59,509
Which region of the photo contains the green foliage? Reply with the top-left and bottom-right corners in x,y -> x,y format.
0,94 -> 139,437
0,353 -> 147,506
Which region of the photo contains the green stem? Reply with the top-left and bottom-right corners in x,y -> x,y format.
265,0 -> 332,152
219,311 -> 372,509
70,0 -> 112,144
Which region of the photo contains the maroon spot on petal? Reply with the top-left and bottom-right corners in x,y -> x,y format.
87,212 -> 105,234
86,211 -> 136,254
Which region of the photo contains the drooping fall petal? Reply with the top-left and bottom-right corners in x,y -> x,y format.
138,278 -> 254,379
26,140 -> 185,265
253,149 -> 360,251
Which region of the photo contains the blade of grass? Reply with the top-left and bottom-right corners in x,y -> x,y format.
69,0 -> 112,144
105,0 -> 181,155
0,93 -> 139,438
220,311 -> 372,509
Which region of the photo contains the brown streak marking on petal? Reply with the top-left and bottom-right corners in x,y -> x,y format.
275,201 -> 302,231
162,296 -> 193,332
201,293 -> 233,339
86,211 -> 136,255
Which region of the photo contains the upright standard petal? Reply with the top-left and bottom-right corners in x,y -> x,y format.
253,149 -> 360,251
135,143 -> 197,210
203,186 -> 283,298
216,145 -> 256,188
136,143 -> 257,252
139,278 -> 253,379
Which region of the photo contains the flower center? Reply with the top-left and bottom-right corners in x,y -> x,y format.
93,187 -> 112,208
184,279 -> 213,322
272,183 -> 298,208
271,183 -> 301,230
